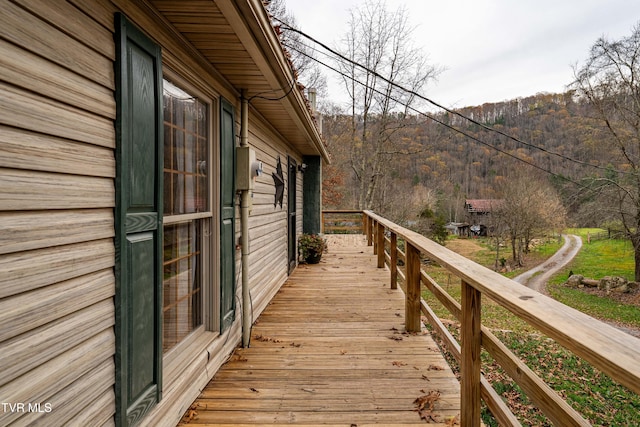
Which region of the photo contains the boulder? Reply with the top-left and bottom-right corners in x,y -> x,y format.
566,274 -> 584,288
599,276 -> 631,293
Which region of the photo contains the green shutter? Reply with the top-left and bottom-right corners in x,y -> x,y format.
288,157 -> 298,273
220,98 -> 236,332
114,13 -> 163,427
302,156 -> 322,235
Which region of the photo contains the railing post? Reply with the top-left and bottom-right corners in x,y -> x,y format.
376,222 -> 385,268
321,211 -> 325,234
405,242 -> 421,332
461,280 -> 482,427
367,216 -> 373,246
390,232 -> 398,289
361,212 -> 366,235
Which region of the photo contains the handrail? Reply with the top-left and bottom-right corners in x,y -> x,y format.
355,210 -> 640,427
321,210 -> 365,234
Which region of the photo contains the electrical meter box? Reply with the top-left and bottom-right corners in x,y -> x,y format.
236,146 -> 259,190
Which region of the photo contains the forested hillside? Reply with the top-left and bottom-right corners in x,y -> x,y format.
321,90 -> 618,229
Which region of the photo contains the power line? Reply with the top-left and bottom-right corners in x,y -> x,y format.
276,18 -> 630,177
282,40 -> 591,190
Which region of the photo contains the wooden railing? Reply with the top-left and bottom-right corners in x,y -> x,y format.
321,209 -> 365,234
349,210 -> 640,427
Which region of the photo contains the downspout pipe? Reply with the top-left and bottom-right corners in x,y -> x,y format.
240,91 -> 251,347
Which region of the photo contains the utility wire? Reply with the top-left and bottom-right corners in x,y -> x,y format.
282,39 -> 593,191
248,77 -> 297,101
276,18 -> 630,177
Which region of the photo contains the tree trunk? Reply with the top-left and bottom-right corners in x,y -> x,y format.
632,233 -> 640,282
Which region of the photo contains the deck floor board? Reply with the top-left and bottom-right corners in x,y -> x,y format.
180,235 -> 460,425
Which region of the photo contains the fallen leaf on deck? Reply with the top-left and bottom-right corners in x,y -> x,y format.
428,364 -> 444,371
181,404 -> 199,423
413,390 -> 441,423
254,334 -> 282,343
445,414 -> 460,426
392,360 -> 407,366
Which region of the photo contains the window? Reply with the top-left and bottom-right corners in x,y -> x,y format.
162,79 -> 211,353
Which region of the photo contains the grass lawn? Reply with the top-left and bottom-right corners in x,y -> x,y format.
547,229 -> 640,328
421,233 -> 640,426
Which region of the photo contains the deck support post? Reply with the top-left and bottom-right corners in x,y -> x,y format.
376,222 -> 385,268
366,216 -> 373,246
405,242 -> 421,332
461,280 -> 482,427
390,232 -> 398,289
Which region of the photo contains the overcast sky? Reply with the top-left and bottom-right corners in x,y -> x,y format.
285,0 -> 640,109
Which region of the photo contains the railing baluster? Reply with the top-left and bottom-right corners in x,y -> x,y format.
405,242 -> 421,332
461,280 -> 482,427
390,232 -> 398,289
372,220 -> 378,255
376,222 -> 385,268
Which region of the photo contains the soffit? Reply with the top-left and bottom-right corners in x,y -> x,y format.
150,0 -> 328,161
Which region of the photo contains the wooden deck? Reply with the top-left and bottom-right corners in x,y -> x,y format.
180,235 -> 461,426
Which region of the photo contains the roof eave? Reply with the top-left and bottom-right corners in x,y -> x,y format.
217,0 -> 330,162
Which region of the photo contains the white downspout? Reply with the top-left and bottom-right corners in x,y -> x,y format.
240,91 -> 251,347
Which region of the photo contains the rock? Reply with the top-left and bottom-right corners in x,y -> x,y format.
612,284 -> 629,293
598,276 -> 611,290
599,276 -> 630,293
566,274 -> 584,288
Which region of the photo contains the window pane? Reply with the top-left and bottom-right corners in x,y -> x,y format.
163,79 -> 209,215
163,222 -> 202,352
162,79 -> 209,354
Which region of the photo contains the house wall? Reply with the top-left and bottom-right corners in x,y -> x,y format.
0,0 -> 306,426
245,116 -> 304,318
0,0 -> 118,425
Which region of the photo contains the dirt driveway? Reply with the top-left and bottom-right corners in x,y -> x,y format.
513,234 -> 582,294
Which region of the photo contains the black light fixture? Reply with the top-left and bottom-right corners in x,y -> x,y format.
298,163 -> 308,173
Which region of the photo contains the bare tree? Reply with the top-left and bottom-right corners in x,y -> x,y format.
337,0 -> 440,209
493,172 -> 566,266
264,0 -> 327,96
572,22 -> 640,280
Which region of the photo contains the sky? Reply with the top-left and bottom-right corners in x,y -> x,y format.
285,0 -> 640,109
